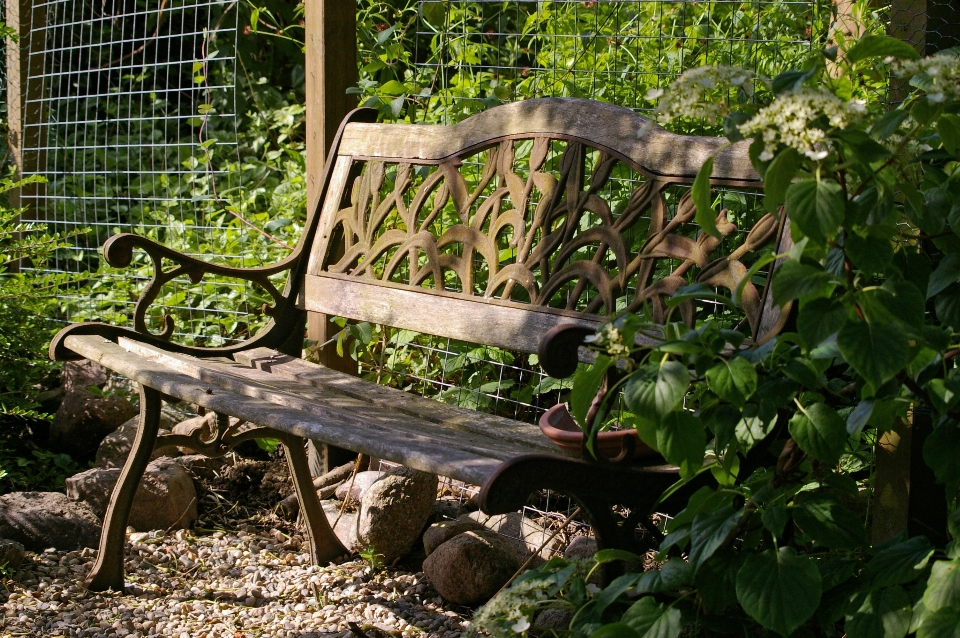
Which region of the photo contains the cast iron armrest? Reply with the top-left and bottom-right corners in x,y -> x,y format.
537,323 -> 597,379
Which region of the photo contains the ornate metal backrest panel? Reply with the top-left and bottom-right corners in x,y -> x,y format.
303,99 -> 789,355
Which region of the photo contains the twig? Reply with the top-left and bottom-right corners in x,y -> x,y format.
164,496 -> 198,534
348,621 -> 374,638
333,456 -> 365,528
492,506 -> 582,600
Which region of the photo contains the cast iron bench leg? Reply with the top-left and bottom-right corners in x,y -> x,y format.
86,385 -> 162,592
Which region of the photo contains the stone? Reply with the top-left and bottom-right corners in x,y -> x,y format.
563,536 -> 598,561
0,492 -> 101,552
95,414 -> 181,468
176,454 -> 228,479
60,360 -> 108,393
355,466 -> 438,564
534,609 -> 573,632
423,530 -> 521,605
65,457 -> 197,531
427,498 -> 469,526
50,388 -> 137,460
334,470 -> 385,501
321,500 -> 358,552
422,519 -> 486,556
463,511 -> 561,562
0,539 -> 26,571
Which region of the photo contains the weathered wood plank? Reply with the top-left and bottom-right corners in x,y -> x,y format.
64,335 -> 513,486
336,98 -> 759,183
303,273 -> 602,356
115,337 -> 556,459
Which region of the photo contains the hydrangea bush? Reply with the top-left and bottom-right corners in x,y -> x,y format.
471,36 -> 960,638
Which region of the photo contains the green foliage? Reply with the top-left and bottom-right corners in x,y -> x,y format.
472,27 -> 960,638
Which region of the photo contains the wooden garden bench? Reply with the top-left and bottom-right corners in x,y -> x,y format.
50,97 -> 790,592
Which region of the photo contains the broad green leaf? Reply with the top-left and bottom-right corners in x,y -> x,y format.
624,361 -> 689,421
771,260 -> 837,306
785,178 -> 845,245
688,506 -> 739,572
621,597 -> 682,638
706,357 -> 758,407
693,156 -> 719,239
571,573 -> 639,637
837,318 -> 911,393
590,623 -> 641,638
863,536 -> 934,588
571,355 -> 613,429
871,109 -> 910,139
735,401 -> 777,452
927,378 -> 960,414
789,403 -> 848,465
798,297 -> 847,349
928,254 -> 960,299
924,560 -> 960,612
935,285 -> 960,331
660,557 -> 694,589
792,493 -> 867,549
736,546 -> 822,637
847,34 -> 921,63
847,399 -> 874,437
763,148 -> 801,212
761,504 -> 789,539
593,549 -> 644,566
938,113 -> 960,156
378,79 -> 408,95
918,608 -> 960,638
656,410 -> 706,479
695,549 -> 743,613
847,233 -> 894,274
845,586 -> 912,638
923,423 -> 960,484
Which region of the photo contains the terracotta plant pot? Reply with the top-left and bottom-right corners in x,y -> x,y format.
538,403 -> 657,461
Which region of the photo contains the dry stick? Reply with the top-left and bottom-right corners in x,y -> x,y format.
333,455 -> 365,528
347,621 -> 374,638
492,506 -> 583,600
163,496 -> 199,535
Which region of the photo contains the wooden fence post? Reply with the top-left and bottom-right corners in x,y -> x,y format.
304,0 -> 358,474
6,0 -> 46,212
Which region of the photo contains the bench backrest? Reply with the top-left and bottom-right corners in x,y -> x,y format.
300,98 -> 789,355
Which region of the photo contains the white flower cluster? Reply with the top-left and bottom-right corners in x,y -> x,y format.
584,323 -> 630,356
467,577 -> 552,638
895,53 -> 960,103
738,88 -> 866,162
649,65 -> 757,124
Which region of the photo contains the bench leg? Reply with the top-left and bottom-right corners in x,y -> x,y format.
86,385 -> 162,592
281,436 -> 348,563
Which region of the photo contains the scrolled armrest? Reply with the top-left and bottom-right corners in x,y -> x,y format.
538,324 -> 597,379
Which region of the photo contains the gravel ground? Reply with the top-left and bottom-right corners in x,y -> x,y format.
1,528 -> 469,638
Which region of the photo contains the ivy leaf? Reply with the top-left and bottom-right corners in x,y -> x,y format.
656,411 -> 706,480
706,357 -> 758,407
688,506 -> 739,573
798,297 -> 847,349
771,260 -> 837,306
788,403 -> 847,465
863,536 -> 934,589
736,546 -> 822,637
837,318 -> 911,393
847,34 -> 921,63
793,493 -> 867,549
927,254 -> 960,299
785,178 -> 845,245
844,586 -> 912,638
693,156 -> 719,239
621,597 -> 682,638
924,560 -> 960,613
695,549 -> 743,613
571,355 -> 613,429
917,608 -> 960,638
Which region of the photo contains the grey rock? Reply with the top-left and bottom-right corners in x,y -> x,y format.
95,413 -> 181,469
0,492 -> 101,552
427,498 -> 469,526
60,360 -> 107,393
355,466 -> 438,564
334,470 -> 385,501
50,389 -> 137,458
321,500 -> 358,552
176,454 -> 228,479
422,519 -> 486,556
0,539 -> 25,571
463,511 -> 560,562
423,530 -> 521,605
534,609 -> 572,632
65,457 -> 197,531
563,536 -> 598,561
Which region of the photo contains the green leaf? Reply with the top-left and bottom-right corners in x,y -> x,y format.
593,549 -> 644,566
736,546 -> 822,637
871,109 -> 910,139
771,260 -> 837,306
621,597 -> 682,638
789,403 -> 848,465
378,79 -> 408,95
570,356 -> 613,429
623,360 -> 689,420
837,318 -> 911,393
590,624 -> 641,638
688,506 -> 739,572
706,357 -> 758,407
928,254 -> 960,299
763,148 -> 801,212
845,586 -> 912,638
935,285 -> 960,331
847,233 -> 894,274
863,536 -> 934,588
923,423 -> 960,484
923,560 -> 960,612
847,34 -> 921,63
847,399 -> 875,437
785,178 -> 845,245
693,156 -> 719,239
792,493 -> 867,549
695,549 -> 743,613
927,378 -> 960,414
918,608 -> 960,638
798,297 -> 847,348
761,504 -> 789,539
735,401 -> 777,452
657,410 -> 706,479
938,113 -> 960,156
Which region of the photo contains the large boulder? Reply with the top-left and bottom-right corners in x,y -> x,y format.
95,413 -> 181,468
65,457 -> 197,531
354,466 -> 437,564
321,500 -> 358,551
423,518 -> 486,556
462,511 -> 560,562
423,530 -> 521,605
50,362 -> 137,460
335,470 -> 385,502
0,492 -> 101,552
